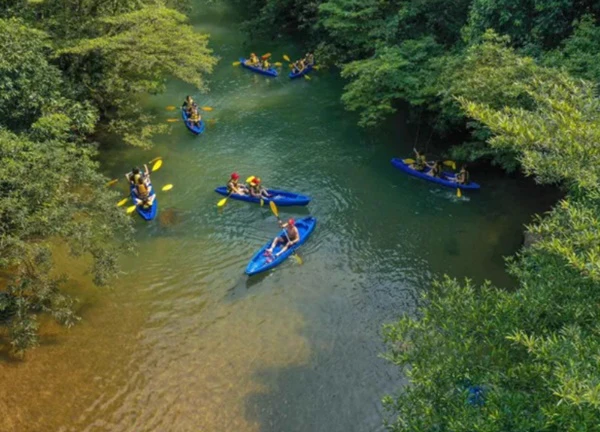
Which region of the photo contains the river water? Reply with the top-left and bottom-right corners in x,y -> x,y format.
0,3 -> 557,432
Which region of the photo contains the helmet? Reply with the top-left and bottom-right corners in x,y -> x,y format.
288,218 -> 295,226
254,178 -> 261,184
231,172 -> 239,180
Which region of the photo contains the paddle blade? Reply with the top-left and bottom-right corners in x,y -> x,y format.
260,198 -> 264,207
166,105 -> 176,111
152,159 -> 163,172
201,106 -> 213,112
148,156 -> 162,164
269,200 -> 279,218
162,184 -> 173,191
403,158 -> 416,164
106,179 -> 119,187
117,198 -> 128,207
217,197 -> 228,207
443,160 -> 456,169
304,74 -> 311,80
457,188 -> 462,198
166,118 -> 179,123
246,176 -> 255,183
293,254 -> 303,265
283,55 -> 290,62
232,61 -> 241,66
313,65 -> 320,70
274,62 -> 282,67
126,205 -> 137,214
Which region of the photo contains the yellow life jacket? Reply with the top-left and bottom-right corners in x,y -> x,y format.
137,183 -> 149,198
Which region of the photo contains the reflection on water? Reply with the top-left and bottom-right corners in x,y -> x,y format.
0,2 -> 558,432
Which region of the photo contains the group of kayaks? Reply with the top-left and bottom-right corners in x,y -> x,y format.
215,186 -> 315,276
239,57 -> 313,79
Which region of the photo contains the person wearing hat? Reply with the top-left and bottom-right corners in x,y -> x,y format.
248,177 -> 270,199
266,218 -> 300,257
227,172 -> 247,195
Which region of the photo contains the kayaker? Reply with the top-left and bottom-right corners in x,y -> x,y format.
428,160 -> 444,178
248,177 -> 271,199
248,53 -> 259,66
189,107 -> 202,127
293,59 -> 305,73
126,165 -> 150,186
262,58 -> 271,70
134,176 -> 155,208
266,218 -> 300,257
227,172 -> 247,195
183,95 -> 194,111
456,164 -> 470,185
303,52 -> 315,66
410,148 -> 427,171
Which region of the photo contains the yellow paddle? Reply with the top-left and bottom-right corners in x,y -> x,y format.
217,192 -> 233,208
117,198 -> 128,207
457,188 -> 462,198
283,54 -> 291,62
201,106 -> 213,112
274,62 -> 282,67
126,205 -> 137,214
268,201 -> 302,265
233,61 -> 241,66
166,118 -> 180,123
161,184 -> 173,191
304,75 -> 311,80
166,105 -> 176,111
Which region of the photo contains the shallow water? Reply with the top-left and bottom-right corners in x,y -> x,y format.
0,3 -> 558,431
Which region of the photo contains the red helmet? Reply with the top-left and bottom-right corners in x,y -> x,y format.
254,178 -> 261,184
231,172 -> 239,180
288,218 -> 295,226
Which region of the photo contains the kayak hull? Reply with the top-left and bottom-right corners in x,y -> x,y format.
245,216 -> 316,276
130,183 -> 158,221
214,186 -> 310,206
289,64 -> 313,79
181,106 -> 206,135
390,158 -> 481,190
239,57 -> 278,77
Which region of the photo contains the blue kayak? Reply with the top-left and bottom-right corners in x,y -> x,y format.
130,183 -> 158,221
214,186 -> 310,206
181,106 -> 205,135
246,216 -> 316,276
289,64 -> 313,79
239,57 -> 278,77
391,158 -> 481,191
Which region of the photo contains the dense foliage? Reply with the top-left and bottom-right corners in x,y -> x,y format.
237,0 -> 600,430
0,1 -> 216,355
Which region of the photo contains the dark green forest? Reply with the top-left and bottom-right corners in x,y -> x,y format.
235,0 -> 600,430
0,0 -> 217,355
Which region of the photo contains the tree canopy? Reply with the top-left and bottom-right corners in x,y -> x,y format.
0,0 -> 216,355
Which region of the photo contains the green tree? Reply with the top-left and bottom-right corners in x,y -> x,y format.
57,5 -> 218,147
0,129 -> 133,356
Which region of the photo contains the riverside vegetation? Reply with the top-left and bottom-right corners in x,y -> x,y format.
0,0 -> 217,356
236,0 -> 600,429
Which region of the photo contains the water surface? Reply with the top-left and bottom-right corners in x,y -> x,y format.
0,3 -> 557,431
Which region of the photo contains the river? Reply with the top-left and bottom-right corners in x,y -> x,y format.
0,2 -> 557,431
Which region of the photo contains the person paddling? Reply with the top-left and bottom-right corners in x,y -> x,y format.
227,172 -> 247,195
303,52 -> 315,66
126,165 -> 150,186
248,177 -> 270,199
456,164 -> 470,185
189,106 -> 202,127
292,59 -> 306,74
134,176 -> 155,208
266,218 -> 300,257
427,160 -> 444,178
183,95 -> 194,112
247,53 -> 259,66
410,148 -> 427,171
